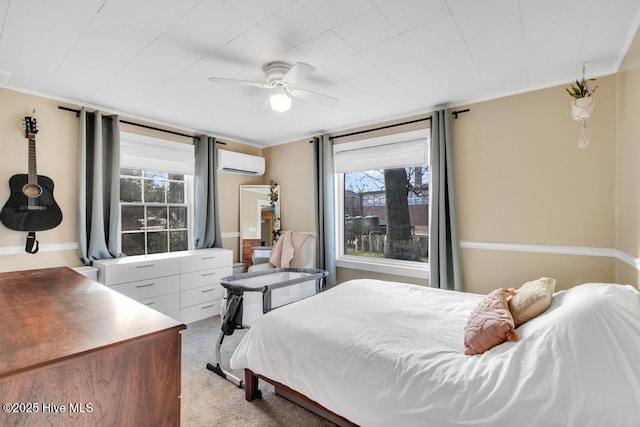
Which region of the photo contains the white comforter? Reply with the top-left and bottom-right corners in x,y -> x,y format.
230,279 -> 640,426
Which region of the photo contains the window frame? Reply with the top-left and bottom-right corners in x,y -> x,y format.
118,132 -> 195,256
334,130 -> 430,278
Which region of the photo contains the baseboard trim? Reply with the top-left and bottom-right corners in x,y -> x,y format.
460,241 -> 640,271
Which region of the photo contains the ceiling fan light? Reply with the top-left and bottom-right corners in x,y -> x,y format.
269,92 -> 292,112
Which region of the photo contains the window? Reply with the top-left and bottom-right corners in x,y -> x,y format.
334,130 -> 430,277
120,169 -> 189,255
119,132 -> 194,256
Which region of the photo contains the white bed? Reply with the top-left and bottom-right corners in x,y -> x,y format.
230,279 -> 640,426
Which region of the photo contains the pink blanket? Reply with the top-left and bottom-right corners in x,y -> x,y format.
269,232 -> 311,268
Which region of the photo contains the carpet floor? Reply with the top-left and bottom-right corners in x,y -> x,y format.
180,316 -> 337,427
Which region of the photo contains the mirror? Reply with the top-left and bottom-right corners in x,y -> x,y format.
240,184 -> 280,264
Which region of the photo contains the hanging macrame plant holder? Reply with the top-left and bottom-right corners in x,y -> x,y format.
571,96 -> 595,120
567,65 -> 597,149
571,96 -> 595,148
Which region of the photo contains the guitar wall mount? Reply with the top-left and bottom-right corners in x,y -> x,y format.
26,232 -> 39,254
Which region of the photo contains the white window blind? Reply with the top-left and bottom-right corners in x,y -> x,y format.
333,129 -> 429,173
120,132 -> 194,175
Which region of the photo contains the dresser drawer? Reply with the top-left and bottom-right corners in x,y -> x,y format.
139,292 -> 180,315
109,275 -> 178,301
180,299 -> 221,323
181,266 -> 232,291
180,249 -> 233,273
180,284 -> 223,308
96,257 -> 180,285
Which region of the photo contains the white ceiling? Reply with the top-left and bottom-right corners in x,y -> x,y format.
0,0 -> 638,147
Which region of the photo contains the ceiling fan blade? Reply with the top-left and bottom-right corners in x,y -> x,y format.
208,76 -> 270,89
289,88 -> 339,107
282,62 -> 316,85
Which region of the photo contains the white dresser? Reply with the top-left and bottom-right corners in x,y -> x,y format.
93,248 -> 233,323
178,249 -> 233,323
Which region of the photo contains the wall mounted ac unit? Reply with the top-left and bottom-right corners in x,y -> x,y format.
217,149 -> 265,176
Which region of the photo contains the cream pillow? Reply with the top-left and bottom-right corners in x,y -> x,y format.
508,277 -> 556,327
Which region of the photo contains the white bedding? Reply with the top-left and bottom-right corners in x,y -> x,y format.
230,279 -> 640,426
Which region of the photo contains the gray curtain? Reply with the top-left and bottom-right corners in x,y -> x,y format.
313,135 -> 337,288
193,135 -> 222,249
78,108 -> 121,264
429,109 -> 463,291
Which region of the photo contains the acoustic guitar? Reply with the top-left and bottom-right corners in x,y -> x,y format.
0,115 -> 63,232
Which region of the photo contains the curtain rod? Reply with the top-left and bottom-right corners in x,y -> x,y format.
328,108 -> 470,141
57,105 -> 226,144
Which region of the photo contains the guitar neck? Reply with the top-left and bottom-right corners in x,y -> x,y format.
27,134 -> 37,184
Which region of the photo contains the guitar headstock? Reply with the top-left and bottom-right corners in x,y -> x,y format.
23,114 -> 38,138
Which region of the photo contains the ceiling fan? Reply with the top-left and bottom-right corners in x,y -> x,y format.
208,61 -> 339,112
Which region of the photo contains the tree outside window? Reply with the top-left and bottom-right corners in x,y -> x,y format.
344,166 -> 428,263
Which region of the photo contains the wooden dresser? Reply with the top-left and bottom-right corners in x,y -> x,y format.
0,267 -> 186,427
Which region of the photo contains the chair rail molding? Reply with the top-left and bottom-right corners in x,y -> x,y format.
460,240 -> 640,271
0,242 -> 78,256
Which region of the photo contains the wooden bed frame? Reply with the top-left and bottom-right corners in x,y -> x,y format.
244,369 -> 358,427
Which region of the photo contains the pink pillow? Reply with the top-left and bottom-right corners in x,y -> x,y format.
464,288 -> 519,355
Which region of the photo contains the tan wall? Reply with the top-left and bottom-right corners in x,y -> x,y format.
263,138 -> 315,233
456,75 -> 617,293
615,27 -> 640,287
461,250 -> 614,293
455,75 -> 616,248
615,259 -> 640,287
0,87 -> 260,272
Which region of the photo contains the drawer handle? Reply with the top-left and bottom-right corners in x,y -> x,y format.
201,288 -> 215,293
201,256 -> 216,260
144,301 -> 155,306
136,264 -> 155,269
201,272 -> 217,277
201,304 -> 215,309
135,283 -> 155,288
